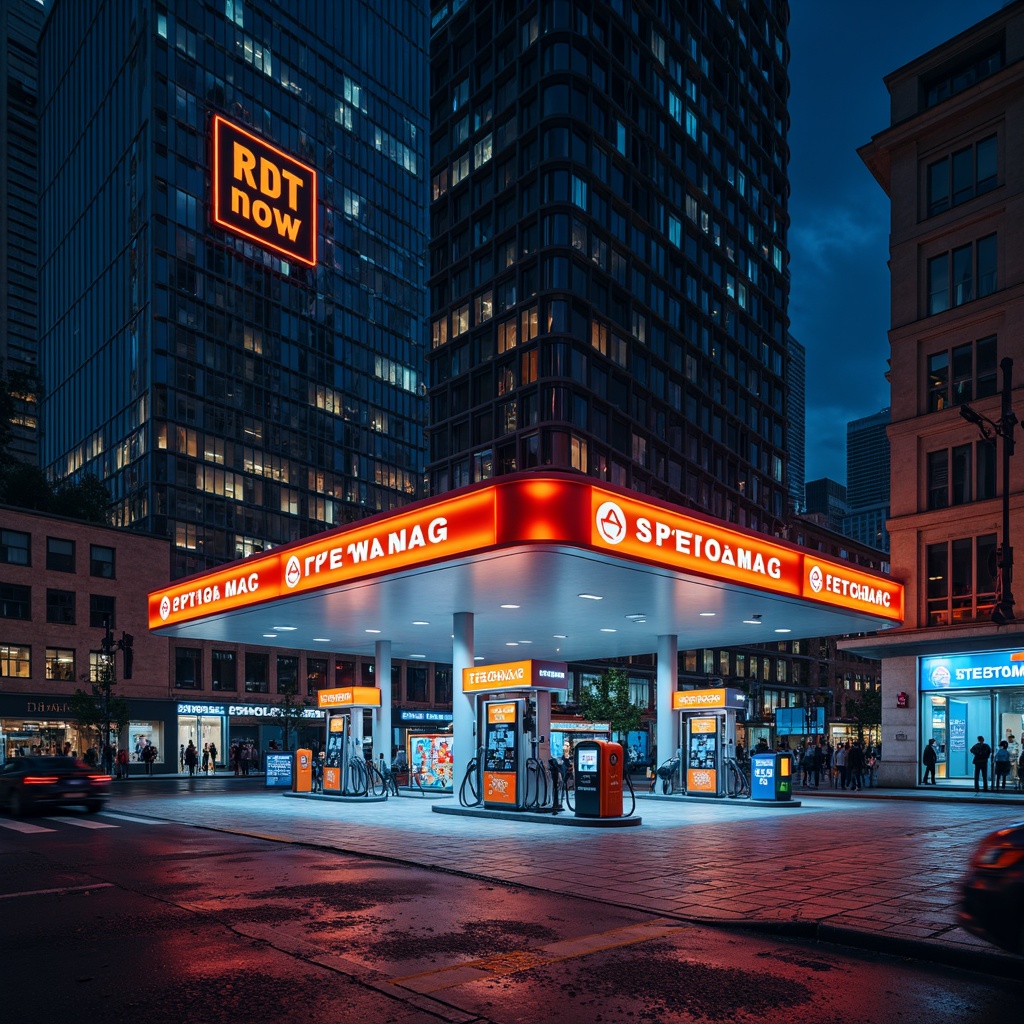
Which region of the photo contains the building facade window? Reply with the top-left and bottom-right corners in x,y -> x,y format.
46,588 -> 76,625
0,583 -> 31,620
434,666 -> 452,704
90,545 -> 116,578
1,644 -> 31,678
46,537 -> 75,572
0,530 -> 30,566
926,441 -> 995,509
926,335 -> 997,411
45,647 -> 75,681
925,533 -> 998,625
89,594 -> 116,629
245,652 -> 269,693
306,656 -> 328,696
276,655 -> 299,694
175,647 -> 202,689
211,649 -> 237,691
926,134 -> 998,216
407,665 -> 428,701
926,235 -> 997,315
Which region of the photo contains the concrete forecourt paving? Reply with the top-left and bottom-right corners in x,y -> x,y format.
110,778 -> 1024,977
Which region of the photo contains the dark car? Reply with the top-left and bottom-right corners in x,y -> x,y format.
959,821 -> 1024,955
0,756 -> 111,816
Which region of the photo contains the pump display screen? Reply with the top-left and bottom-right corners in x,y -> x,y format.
577,749 -> 598,771
484,702 -> 518,771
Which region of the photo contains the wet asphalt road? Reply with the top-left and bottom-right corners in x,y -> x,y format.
0,804 -> 1021,1023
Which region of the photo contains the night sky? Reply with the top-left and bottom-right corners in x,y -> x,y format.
787,0 -> 1006,484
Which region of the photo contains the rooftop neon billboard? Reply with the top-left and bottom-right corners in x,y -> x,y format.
212,114 -> 317,266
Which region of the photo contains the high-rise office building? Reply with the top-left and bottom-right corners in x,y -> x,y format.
853,0 -> 1024,785
37,0 -> 429,579
786,332 -> 805,513
803,477 -> 848,534
0,0 -> 42,466
427,1 -> 792,536
843,406 -> 890,553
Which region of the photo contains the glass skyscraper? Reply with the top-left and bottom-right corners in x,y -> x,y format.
0,0 -> 42,466
427,0 -> 792,536
38,0 -> 429,578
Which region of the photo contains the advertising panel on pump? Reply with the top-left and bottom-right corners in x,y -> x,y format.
212,115 -> 317,266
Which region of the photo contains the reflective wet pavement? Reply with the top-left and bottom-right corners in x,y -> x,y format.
109,777 -> 1024,973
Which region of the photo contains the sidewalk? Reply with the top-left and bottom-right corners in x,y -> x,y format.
110,783 -> 1024,976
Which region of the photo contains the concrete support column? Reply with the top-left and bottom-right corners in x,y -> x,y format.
374,639 -> 392,766
452,612 -> 475,797
656,634 -> 679,795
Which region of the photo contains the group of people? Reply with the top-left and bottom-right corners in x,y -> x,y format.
961,733 -> 1024,791
790,739 -> 878,790
177,739 -> 259,776
181,740 -> 219,776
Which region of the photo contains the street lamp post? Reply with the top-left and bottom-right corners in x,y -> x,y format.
960,356 -> 1018,625
100,616 -> 134,774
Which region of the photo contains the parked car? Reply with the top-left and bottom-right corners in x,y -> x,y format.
959,821 -> 1024,955
0,756 -> 111,816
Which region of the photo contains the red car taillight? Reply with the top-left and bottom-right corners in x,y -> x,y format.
23,776 -> 59,785
88,775 -> 112,785
972,829 -> 1024,870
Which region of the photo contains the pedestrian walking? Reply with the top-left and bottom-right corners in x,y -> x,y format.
179,743 -> 185,772
201,742 -> 210,774
141,739 -> 158,775
994,741 -> 1011,790
921,738 -> 938,784
184,741 -> 198,777
1007,732 -> 1020,790
240,741 -> 251,776
116,747 -> 130,779
971,736 -> 992,792
208,741 -> 218,774
847,740 -> 865,791
835,741 -> 849,789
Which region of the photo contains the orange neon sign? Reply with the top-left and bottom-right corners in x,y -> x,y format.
317,686 -> 382,709
212,115 -> 317,267
148,552 -> 279,629
590,487 -> 802,596
148,475 -> 903,631
280,487 -> 496,598
462,659 -> 568,693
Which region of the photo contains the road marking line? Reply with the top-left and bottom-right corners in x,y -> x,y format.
390,918 -> 685,993
0,883 -> 114,900
99,812 -> 173,824
0,819 -> 56,834
43,816 -> 118,829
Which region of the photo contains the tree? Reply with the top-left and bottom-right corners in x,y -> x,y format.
71,658 -> 131,771
576,667 -> 643,745
848,687 -> 882,742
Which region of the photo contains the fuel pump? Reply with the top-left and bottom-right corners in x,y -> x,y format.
459,659 -> 563,811
323,713 -> 346,793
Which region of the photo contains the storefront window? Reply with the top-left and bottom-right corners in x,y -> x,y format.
920,650 -> 1024,784
130,721 -> 164,763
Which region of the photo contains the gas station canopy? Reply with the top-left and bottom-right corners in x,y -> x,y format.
148,474 -> 903,663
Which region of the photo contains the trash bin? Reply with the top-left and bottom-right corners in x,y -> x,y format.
750,751 -> 791,801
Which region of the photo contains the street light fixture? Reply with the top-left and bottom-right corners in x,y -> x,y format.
960,357 -> 1017,625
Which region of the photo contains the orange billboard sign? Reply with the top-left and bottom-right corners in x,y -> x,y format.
317,686 -> 382,709
212,115 -> 317,266
463,659 -> 568,693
